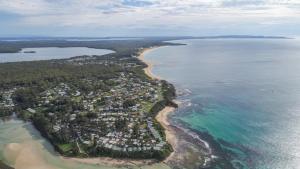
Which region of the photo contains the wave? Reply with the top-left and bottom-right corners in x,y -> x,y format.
176,88 -> 192,97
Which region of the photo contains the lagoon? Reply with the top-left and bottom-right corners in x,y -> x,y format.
0,47 -> 113,63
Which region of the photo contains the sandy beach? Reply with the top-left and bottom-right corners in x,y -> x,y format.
155,106 -> 177,161
137,47 -> 161,80
63,156 -> 157,167
4,142 -> 58,169
138,47 -> 179,161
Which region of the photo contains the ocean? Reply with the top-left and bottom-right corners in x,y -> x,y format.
144,39 -> 300,169
1,39 -> 300,169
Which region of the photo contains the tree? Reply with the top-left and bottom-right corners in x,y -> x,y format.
115,119 -> 127,131
87,112 -> 97,118
13,88 -> 37,109
123,99 -> 135,108
0,108 -> 12,117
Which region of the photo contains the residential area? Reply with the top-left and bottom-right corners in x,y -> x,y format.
0,60 -> 172,159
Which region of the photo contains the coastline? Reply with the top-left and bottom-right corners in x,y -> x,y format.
137,47 -> 214,168
137,47 -> 179,162
138,47 -> 161,80
155,106 -> 177,161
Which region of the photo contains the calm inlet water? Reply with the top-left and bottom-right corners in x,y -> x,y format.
0,47 -> 113,63
144,39 -> 300,169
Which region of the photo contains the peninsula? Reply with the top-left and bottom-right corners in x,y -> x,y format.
0,39 -> 180,161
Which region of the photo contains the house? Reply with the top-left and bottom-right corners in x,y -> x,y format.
27,108 -> 36,114
70,114 -> 77,121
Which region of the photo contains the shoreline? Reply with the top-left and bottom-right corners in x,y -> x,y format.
138,47 -> 179,162
138,47 -> 162,80
138,48 -> 214,168
155,106 -> 177,161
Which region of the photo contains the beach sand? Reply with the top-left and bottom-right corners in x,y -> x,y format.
155,106 -> 177,161
64,157 -> 158,168
4,142 -> 58,169
138,47 -> 179,162
137,47 -> 161,80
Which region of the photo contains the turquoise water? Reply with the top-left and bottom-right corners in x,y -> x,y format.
144,39 -> 300,169
0,47 -> 113,63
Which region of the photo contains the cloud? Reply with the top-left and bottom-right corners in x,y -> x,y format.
221,0 -> 266,7
0,0 -> 300,36
122,0 -> 155,7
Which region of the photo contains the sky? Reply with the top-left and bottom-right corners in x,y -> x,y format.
0,0 -> 299,37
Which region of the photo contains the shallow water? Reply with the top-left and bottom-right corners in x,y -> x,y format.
144,39 -> 300,169
0,47 -> 113,63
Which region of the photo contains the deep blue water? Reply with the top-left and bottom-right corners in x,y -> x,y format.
144,39 -> 300,169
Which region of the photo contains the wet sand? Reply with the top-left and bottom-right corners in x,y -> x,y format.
64,157 -> 157,168
155,106 -> 177,161
4,142 -> 58,169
